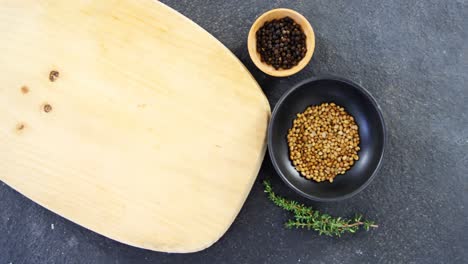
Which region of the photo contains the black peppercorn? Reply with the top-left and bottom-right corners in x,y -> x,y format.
256,16 -> 307,70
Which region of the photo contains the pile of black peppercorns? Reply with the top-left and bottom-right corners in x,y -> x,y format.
256,17 -> 307,70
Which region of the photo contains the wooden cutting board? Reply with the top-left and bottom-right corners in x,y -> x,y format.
0,0 -> 270,253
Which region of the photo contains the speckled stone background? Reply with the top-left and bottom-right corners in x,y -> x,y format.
1,0 -> 467,263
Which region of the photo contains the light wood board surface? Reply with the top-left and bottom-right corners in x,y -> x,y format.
0,0 -> 270,253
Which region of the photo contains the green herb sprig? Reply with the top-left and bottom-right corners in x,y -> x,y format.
263,180 -> 378,237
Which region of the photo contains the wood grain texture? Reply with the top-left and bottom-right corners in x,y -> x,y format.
0,0 -> 270,253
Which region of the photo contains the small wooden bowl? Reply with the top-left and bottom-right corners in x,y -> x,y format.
248,8 -> 315,77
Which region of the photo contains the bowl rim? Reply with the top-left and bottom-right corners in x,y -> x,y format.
267,75 -> 387,202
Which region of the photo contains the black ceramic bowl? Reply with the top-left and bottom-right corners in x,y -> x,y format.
268,76 -> 386,201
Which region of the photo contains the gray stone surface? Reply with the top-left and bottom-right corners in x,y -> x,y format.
1,0 -> 467,263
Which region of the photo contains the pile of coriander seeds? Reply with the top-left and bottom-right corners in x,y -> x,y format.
256,16 -> 307,70
287,103 -> 360,183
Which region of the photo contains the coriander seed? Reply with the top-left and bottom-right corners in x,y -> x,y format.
287,103 -> 360,183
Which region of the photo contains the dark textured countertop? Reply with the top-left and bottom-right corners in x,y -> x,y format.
1,1 -> 467,263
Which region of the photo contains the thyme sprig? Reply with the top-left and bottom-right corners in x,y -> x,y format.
263,180 -> 378,237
